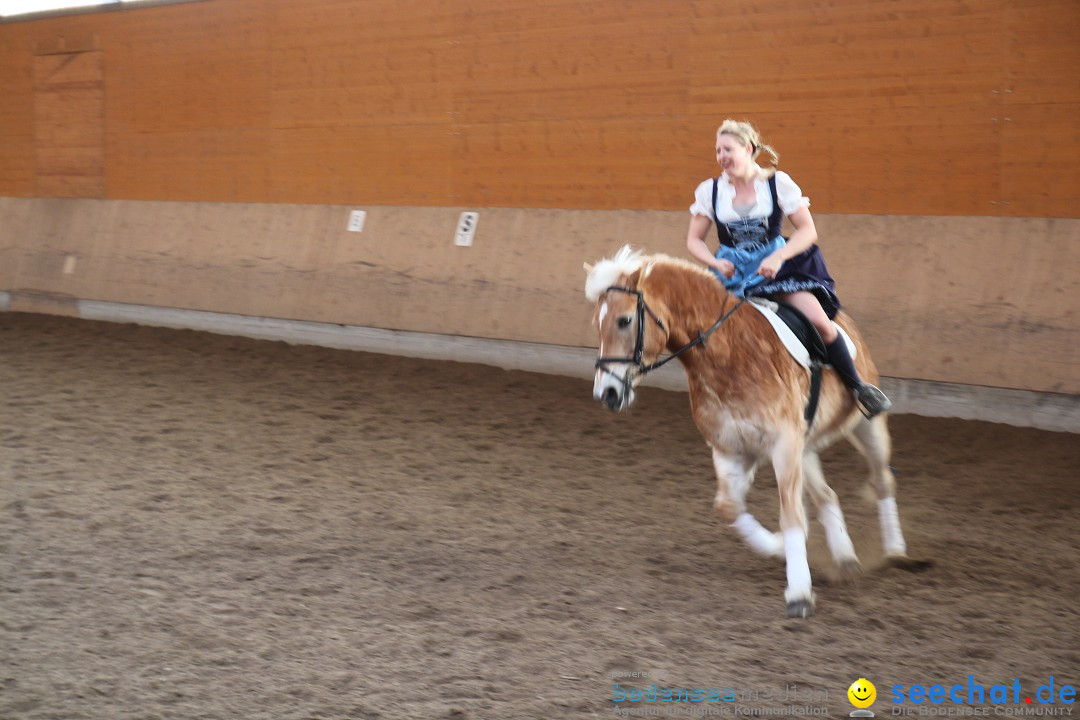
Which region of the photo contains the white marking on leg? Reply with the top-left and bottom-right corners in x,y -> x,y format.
713,451 -> 752,499
772,434 -> 812,605
713,451 -> 781,555
878,497 -> 907,557
782,527 -> 812,603
803,451 -> 858,565
850,417 -> 910,557
818,502 -> 857,564
732,513 -> 784,558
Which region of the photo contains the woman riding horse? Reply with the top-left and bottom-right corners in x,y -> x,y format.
586,247 -> 920,617
685,119 -> 891,419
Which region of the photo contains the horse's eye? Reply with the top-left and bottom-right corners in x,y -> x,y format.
617,316 -> 632,329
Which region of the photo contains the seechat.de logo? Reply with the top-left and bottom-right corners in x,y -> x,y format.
848,678 -> 877,717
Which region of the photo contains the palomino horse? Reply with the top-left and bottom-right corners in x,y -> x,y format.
585,246 -> 920,618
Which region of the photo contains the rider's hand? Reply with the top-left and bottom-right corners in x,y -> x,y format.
756,252 -> 784,279
715,259 -> 735,279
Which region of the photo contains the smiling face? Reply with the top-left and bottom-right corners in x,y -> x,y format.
847,678 -> 877,708
716,132 -> 754,177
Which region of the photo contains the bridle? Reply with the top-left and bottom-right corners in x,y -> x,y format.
594,285 -> 745,393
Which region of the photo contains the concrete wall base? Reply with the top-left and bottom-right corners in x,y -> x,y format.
3,293 -> 1076,434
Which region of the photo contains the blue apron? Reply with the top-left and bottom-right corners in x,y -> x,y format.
711,175 -> 841,318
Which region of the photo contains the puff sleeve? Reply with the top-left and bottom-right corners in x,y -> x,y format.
688,179 -> 715,220
774,171 -> 810,214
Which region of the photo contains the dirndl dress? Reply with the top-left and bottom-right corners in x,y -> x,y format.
711,175 -> 841,319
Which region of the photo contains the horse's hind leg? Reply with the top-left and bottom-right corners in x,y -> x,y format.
850,416 -> 914,562
711,449 -> 783,558
803,451 -> 860,578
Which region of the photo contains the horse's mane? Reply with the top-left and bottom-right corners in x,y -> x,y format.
584,245 -> 717,302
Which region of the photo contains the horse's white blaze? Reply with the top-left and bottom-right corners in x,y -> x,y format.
596,301 -> 608,369
592,361 -> 632,403
593,300 -> 609,395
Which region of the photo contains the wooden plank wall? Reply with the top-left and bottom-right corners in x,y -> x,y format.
33,46 -> 105,198
1,0 -> 1078,396
0,0 -> 1076,217
0,22 -> 34,192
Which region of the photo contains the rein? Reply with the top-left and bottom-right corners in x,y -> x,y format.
595,286 -> 745,380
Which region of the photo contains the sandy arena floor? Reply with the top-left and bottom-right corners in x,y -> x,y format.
1,312 -> 1077,720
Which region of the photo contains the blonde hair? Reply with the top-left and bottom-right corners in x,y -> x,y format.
717,119 -> 779,177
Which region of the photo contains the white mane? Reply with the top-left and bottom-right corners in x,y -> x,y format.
584,245 -> 646,301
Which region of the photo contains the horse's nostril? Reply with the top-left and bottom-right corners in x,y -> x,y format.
602,387 -> 620,409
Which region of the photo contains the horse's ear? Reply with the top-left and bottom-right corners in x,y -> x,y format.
583,262 -> 593,274
626,269 -> 642,288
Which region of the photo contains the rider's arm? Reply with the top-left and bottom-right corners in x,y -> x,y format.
775,206 -> 818,260
687,214 -> 732,276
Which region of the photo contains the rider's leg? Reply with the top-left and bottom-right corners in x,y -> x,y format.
776,291 -> 891,418
777,290 -> 838,342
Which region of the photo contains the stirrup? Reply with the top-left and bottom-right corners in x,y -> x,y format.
856,384 -> 892,418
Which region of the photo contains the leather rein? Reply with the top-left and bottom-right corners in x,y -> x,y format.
594,286 -> 745,384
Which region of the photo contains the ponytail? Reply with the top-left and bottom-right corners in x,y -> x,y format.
717,119 -> 779,176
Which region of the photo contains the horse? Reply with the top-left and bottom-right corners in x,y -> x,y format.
584,245 -> 923,618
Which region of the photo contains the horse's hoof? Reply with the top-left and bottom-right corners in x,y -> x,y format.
838,558 -> 863,584
887,555 -> 934,572
786,600 -> 814,619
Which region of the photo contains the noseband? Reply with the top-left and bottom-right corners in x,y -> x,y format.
595,286 -> 745,391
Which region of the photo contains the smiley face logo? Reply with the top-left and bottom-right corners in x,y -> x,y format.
848,678 -> 876,708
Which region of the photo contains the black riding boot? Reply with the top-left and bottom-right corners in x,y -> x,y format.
825,337 -> 892,418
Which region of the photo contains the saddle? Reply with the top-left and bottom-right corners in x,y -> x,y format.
746,298 -> 857,425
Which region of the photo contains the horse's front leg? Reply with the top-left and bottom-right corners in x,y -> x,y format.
773,434 -> 814,618
711,449 -> 783,558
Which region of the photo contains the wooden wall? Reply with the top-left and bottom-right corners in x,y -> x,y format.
33,46 -> 105,197
1,0 -> 1076,215
1,0 -> 1078,396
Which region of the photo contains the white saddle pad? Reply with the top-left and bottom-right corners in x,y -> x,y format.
746,298 -> 856,371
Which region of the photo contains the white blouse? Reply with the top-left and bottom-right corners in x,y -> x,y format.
689,168 -> 810,224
